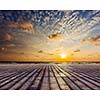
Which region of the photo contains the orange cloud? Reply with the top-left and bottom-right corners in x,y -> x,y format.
4,33 -> 13,41
38,50 -> 43,53
0,47 -> 7,52
8,21 -> 35,34
0,31 -> 13,42
80,35 -> 100,46
47,32 -> 62,41
5,43 -> 16,47
74,49 -> 80,52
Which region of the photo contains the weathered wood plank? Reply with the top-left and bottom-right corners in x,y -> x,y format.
59,65 -> 100,89
70,70 -> 100,83
0,72 -> 17,80
0,64 -> 99,90
57,65 -> 100,90
0,72 -> 20,84
0,72 -> 16,77
69,72 -> 99,89
69,71 -> 100,89
56,66 -> 91,90
29,67 -> 46,90
49,66 -> 60,90
52,65 -> 70,90
40,66 -> 49,90
10,69 -> 39,90
0,71 -> 29,90
54,65 -> 81,90
20,68 -> 42,90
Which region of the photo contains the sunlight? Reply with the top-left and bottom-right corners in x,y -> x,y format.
60,53 -> 67,59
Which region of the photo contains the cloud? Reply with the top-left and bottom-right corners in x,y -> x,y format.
0,42 -> 16,51
51,10 -> 100,43
47,32 -> 63,41
5,43 -> 16,47
0,47 -> 7,52
47,53 -> 54,55
8,21 -> 35,34
4,33 -> 13,41
0,21 -> 36,50
74,49 -> 80,52
0,11 -> 100,61
0,21 -> 35,35
80,35 -> 100,46
0,33 -> 13,41
20,52 -> 25,55
71,53 -> 74,56
38,50 -> 43,53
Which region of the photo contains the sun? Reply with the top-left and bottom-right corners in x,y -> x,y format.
60,53 -> 67,59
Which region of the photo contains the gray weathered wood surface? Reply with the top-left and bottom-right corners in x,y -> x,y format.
0,63 -> 100,90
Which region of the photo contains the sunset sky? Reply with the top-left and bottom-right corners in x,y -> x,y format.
0,10 -> 100,62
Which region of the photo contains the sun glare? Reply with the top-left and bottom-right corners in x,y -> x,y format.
60,53 -> 67,59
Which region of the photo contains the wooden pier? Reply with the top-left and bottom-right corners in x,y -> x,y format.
0,63 -> 100,90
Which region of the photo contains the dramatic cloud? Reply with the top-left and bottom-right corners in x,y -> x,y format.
4,33 -> 13,41
0,21 -> 35,34
0,33 -> 13,41
38,50 -> 43,53
8,21 -> 35,34
51,10 -> 100,43
80,35 -> 100,46
20,52 -> 25,55
0,10 -> 100,61
47,32 -> 62,41
47,53 -> 54,55
74,49 -> 80,52
71,53 -> 74,56
0,47 -> 7,52
5,43 -> 16,47
0,42 -> 16,53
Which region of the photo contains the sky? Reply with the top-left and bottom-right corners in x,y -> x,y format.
0,10 -> 100,62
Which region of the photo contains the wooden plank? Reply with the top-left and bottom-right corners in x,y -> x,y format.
83,73 -> 100,80
10,69 -> 39,90
52,65 -> 70,90
63,68 -> 99,90
71,70 -> 100,83
68,65 -> 100,78
0,71 -> 30,90
0,72 -> 16,77
49,65 -> 60,90
56,66 -> 91,90
40,65 -> 49,90
69,71 -> 100,89
60,65 -> 100,89
59,65 -> 100,89
82,73 -> 100,82
0,72 -> 20,84
66,67 -> 100,81
29,67 -> 46,90
20,68 -> 42,90
0,72 -> 17,80
55,65 -> 81,90
48,65 -> 51,89
0,63 -> 99,90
